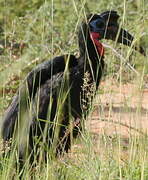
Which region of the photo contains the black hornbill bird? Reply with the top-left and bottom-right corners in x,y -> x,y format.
1,11 -> 145,165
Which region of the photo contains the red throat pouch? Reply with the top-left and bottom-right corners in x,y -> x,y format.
90,32 -> 104,57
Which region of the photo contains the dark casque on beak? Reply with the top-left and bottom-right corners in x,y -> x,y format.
104,25 -> 133,46
100,10 -> 146,56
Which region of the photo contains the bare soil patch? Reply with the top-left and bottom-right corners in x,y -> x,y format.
70,79 -> 148,160
87,79 -> 148,137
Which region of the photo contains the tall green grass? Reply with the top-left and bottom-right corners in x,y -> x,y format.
0,0 -> 148,179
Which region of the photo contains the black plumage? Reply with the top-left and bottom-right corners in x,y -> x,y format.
1,11 -> 144,166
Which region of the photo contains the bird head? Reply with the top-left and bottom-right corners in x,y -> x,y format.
88,11 -> 145,56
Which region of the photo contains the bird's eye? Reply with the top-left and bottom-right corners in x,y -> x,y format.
90,19 -> 105,30
96,21 -> 105,29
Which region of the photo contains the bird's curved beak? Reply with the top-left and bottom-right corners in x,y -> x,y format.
100,11 -> 146,56
105,26 -> 133,46
105,26 -> 146,56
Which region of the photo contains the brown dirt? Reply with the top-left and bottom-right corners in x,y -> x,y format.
87,79 -> 148,137
69,79 -> 148,160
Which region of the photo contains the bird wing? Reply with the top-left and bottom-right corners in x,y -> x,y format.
26,54 -> 77,99
2,54 -> 77,140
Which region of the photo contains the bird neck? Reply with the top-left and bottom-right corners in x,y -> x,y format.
78,32 -> 104,68
78,30 -> 105,86
78,27 -> 104,60
90,32 -> 104,57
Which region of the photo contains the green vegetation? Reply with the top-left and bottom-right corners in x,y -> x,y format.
0,0 -> 148,179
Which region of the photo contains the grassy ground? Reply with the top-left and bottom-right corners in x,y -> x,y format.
0,0 -> 148,179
